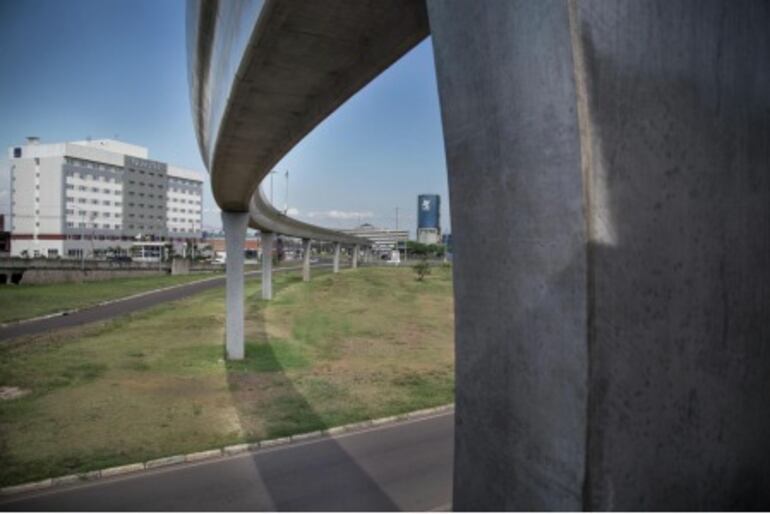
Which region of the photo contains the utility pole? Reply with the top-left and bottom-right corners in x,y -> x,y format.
270,170 -> 277,204
80,212 -> 86,271
284,170 -> 289,214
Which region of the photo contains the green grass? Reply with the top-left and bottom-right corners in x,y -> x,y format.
0,266 -> 454,487
0,273 -> 222,323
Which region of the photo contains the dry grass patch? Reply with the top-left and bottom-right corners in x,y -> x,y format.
0,266 -> 453,487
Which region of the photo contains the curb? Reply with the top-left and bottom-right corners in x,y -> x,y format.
0,403 -> 454,496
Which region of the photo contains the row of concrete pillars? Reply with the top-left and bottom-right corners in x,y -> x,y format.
220,211 -> 368,360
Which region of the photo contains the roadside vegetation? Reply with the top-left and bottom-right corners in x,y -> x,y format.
0,266 -> 454,487
0,273 -> 223,324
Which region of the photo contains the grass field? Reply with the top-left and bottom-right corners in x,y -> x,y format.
0,273 -> 223,324
0,266 -> 454,487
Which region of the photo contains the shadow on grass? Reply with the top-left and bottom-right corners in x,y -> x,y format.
224,269 -> 400,511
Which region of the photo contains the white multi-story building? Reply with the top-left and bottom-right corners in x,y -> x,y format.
8,138 -> 205,258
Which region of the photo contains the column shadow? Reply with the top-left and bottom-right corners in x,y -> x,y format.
223,271 -> 402,511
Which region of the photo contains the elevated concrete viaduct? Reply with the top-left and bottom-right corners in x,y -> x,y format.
188,0 -> 770,509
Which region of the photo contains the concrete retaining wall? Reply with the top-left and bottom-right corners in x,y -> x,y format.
0,258 -> 170,285
170,258 -> 191,276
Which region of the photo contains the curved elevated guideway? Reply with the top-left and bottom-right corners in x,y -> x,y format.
188,0 -> 770,509
187,0 -> 430,359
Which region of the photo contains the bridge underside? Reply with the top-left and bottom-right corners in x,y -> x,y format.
190,0 -> 430,213
190,0 -> 770,509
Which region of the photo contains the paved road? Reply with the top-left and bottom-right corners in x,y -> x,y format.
0,412 -> 453,511
0,263 -> 331,342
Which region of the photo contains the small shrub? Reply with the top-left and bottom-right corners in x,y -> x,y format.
413,259 -> 431,281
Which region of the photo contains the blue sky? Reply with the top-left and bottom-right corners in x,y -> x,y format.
0,0 -> 449,237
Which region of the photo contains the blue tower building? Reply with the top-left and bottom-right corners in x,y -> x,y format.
417,194 -> 441,244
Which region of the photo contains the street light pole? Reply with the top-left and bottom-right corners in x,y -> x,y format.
80,212 -> 86,271
270,170 -> 277,204
285,170 -> 289,214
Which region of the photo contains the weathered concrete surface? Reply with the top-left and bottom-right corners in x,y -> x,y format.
302,238 -> 311,282
352,245 -> 359,269
429,0 -> 770,510
428,1 -> 587,509
222,211 -> 249,360
572,1 -> 770,509
261,232 -> 274,301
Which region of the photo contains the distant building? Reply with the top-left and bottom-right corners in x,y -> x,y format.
7,138 -> 205,258
342,223 -> 408,256
204,235 -> 261,261
416,194 -> 441,244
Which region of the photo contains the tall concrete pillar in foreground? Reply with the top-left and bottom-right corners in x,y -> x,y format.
428,0 -> 770,509
351,245 -> 359,269
261,231 -> 274,300
333,242 -> 341,273
221,211 -> 249,360
302,238 -> 312,282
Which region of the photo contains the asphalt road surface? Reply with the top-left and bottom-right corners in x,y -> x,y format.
0,412 -> 453,511
0,263 -> 331,342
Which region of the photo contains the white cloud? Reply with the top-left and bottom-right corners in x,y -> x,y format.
308,210 -> 373,220
286,207 -> 300,216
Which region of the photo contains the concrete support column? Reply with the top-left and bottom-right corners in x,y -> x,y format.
333,242 -> 341,273
261,231 -> 274,300
302,238 -> 312,282
351,245 -> 359,269
221,211 -> 249,360
429,0 -> 770,510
